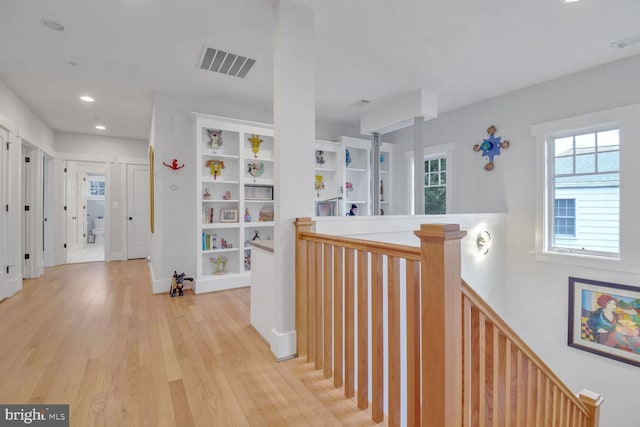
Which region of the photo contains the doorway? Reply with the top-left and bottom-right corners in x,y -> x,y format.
65,161 -> 106,264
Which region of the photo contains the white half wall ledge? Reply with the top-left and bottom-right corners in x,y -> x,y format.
360,88 -> 438,135
270,328 -> 297,360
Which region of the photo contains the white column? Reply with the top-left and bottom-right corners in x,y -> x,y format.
273,0 -> 315,359
413,117 -> 425,214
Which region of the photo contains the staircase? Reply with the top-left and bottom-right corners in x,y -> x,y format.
294,218 -> 603,426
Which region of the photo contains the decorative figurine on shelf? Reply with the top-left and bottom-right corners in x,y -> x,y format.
207,129 -> 223,150
223,190 -> 231,200
315,150 -> 325,165
247,162 -> 264,182
169,271 -> 194,298
209,256 -> 228,275
380,179 -> 384,202
244,208 -> 252,222
244,250 -> 251,271
205,159 -> 225,179
220,238 -> 232,249
345,148 -> 352,166
345,181 -> 353,193
380,152 -> 385,163
473,125 -> 511,171
252,230 -> 262,241
348,204 -> 358,216
315,175 -> 325,197
203,188 -> 211,200
248,134 -> 263,158
259,205 -> 273,221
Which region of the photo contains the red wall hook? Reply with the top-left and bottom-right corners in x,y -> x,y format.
163,159 -> 185,170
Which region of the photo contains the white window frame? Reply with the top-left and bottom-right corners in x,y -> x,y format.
533,103 -> 640,272
405,142 -> 454,215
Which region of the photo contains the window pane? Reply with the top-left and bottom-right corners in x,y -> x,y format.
555,137 -> 573,157
430,172 -> 439,186
424,161 -> 429,172
555,156 -> 573,175
575,133 -> 595,155
440,172 -> 446,185
429,159 -> 439,172
575,154 -> 595,174
440,158 -> 446,171
597,129 -> 619,151
425,187 -> 446,214
598,151 -> 619,173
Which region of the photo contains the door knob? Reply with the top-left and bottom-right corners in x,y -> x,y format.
129,217 -> 133,220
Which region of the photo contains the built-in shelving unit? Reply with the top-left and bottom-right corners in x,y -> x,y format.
195,113 -> 274,294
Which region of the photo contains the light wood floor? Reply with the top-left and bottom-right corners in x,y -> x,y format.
0,260 -> 379,426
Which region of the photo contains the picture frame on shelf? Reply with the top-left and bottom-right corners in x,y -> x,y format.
220,208 -> 239,223
316,201 -> 335,217
568,276 -> 640,367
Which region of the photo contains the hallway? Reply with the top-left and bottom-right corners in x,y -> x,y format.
0,260 -> 378,426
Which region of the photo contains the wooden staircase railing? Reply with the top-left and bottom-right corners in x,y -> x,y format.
294,218 -> 603,426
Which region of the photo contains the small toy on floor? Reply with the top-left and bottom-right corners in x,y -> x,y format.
169,271 -> 194,297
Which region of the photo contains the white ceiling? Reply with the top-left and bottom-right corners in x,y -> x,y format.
0,0 -> 639,140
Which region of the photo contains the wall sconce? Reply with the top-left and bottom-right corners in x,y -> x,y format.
477,231 -> 492,255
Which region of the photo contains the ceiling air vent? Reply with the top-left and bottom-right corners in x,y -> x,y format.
611,34 -> 640,49
199,47 -> 256,78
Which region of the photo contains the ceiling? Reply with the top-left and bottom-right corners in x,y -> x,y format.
0,0 -> 639,140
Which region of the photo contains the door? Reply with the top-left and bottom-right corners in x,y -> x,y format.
0,126 -> 9,299
127,164 -> 150,259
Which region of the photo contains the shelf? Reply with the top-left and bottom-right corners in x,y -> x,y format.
201,178 -> 240,184
245,199 -> 274,202
315,167 -> 337,173
202,248 -> 240,254
202,199 -> 240,203
201,223 -> 240,229
202,152 -> 239,159
346,167 -> 367,173
243,221 -> 274,227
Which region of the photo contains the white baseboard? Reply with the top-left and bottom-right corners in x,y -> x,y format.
270,328 -> 297,360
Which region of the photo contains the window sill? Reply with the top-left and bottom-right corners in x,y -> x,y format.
534,250 -> 640,274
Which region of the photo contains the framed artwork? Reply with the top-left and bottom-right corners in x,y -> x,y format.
220,208 -> 238,223
568,277 -> 640,367
316,201 -> 335,217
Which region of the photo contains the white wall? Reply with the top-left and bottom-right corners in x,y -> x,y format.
388,53 -> 640,427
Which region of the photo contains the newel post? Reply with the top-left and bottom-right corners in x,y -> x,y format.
578,389 -> 604,427
414,224 -> 467,427
294,217 -> 314,358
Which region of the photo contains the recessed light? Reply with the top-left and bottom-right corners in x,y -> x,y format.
41,19 -> 66,32
95,125 -> 106,131
80,96 -> 95,103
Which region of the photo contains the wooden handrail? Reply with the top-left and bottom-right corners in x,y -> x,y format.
293,217 -> 602,427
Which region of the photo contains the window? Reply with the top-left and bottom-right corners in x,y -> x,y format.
425,156 -> 446,214
549,128 -> 619,255
554,198 -> 575,237
89,180 -> 105,196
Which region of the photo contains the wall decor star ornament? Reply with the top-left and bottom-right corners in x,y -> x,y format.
473,125 -> 511,170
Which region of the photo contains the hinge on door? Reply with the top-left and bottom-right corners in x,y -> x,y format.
63,206 -> 67,211
24,205 -> 30,211
25,157 -> 30,163
5,205 -> 7,212
24,254 -> 30,260
63,244 -> 67,249
5,266 -> 8,274
64,167 -> 67,173
5,141 -> 9,150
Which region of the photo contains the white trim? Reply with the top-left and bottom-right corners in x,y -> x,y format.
270,328 -> 297,360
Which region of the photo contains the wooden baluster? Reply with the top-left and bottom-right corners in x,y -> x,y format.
357,250 -> 369,410
307,241 -> 315,363
315,242 -> 323,370
371,253 -> 384,422
414,224 -> 466,427
478,312 -> 487,426
387,256 -> 401,427
406,260 -> 421,426
294,218 -> 314,360
463,296 -> 472,427
334,246 -> 344,388
344,248 -> 355,398
323,245 -> 333,378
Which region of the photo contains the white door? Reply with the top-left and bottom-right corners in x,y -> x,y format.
127,164 -> 150,259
